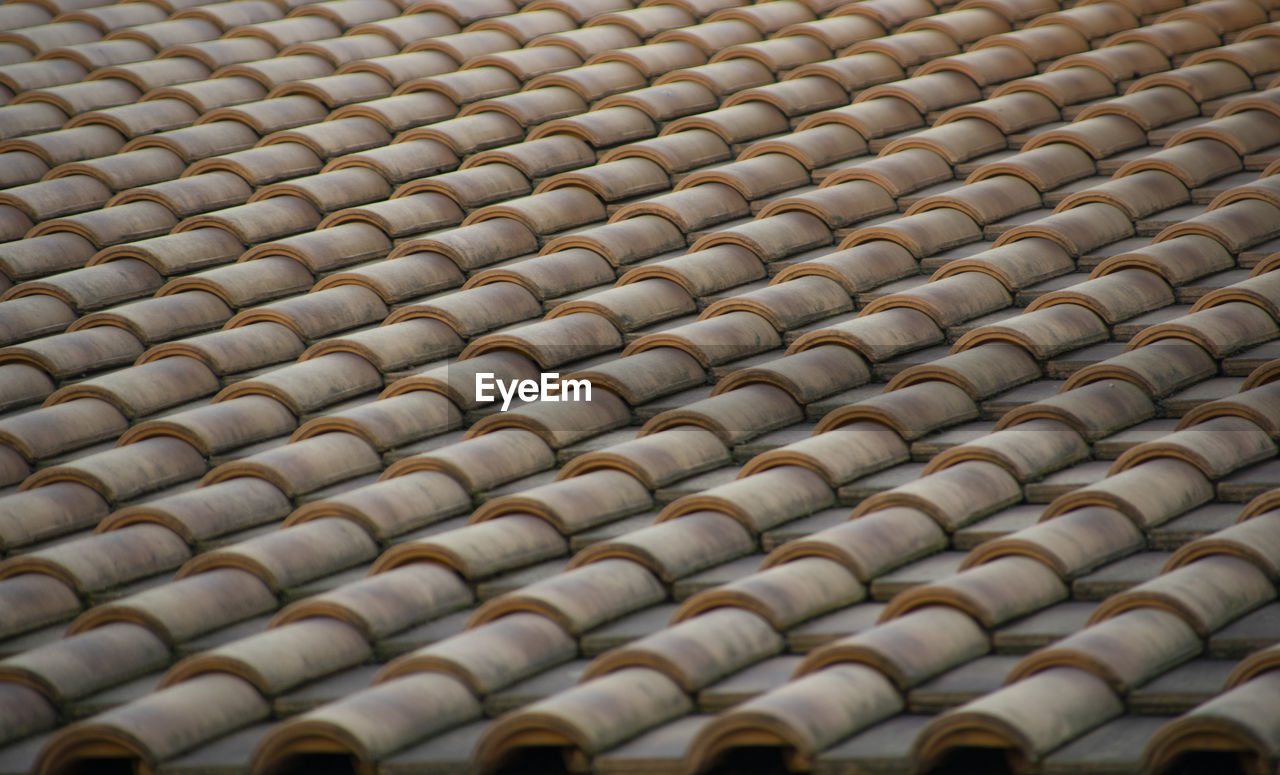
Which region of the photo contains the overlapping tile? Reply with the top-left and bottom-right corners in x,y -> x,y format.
0,0 -> 1278,773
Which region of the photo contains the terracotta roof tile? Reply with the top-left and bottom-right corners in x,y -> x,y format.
2,0 -> 1280,770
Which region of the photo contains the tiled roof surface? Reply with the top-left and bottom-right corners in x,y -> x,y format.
0,0 -> 1279,772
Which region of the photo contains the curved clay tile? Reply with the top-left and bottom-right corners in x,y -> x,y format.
1040,458 -> 1214,527
624,309 -> 779,367
395,162 -> 529,208
465,245 -> 614,297
763,502 -> 939,579
861,271 -> 1010,328
961,505 -> 1142,578
814,381 -> 978,440
830,0 -> 934,30
1105,415 -> 1274,481
1125,302 -> 1278,359
571,511 -> 748,585
527,105 -> 657,148
462,187 -> 605,235
1177,380 -> 1280,437
36,674 -> 271,775
538,216 -> 681,268
886,342 -> 1041,399
213,352 -> 382,416
303,317 -> 462,373
459,310 -> 621,368
465,86 -> 587,129
640,382 -> 801,446
971,24 -> 1088,63
156,257 -> 311,312
702,275 -> 850,331
157,617 -> 371,697
661,100 -> 787,146
696,213 -> 831,262
0,123 -> 123,166
567,347 -> 706,406
1141,670 -> 1280,775
996,201 -> 1134,257
759,178 -> 897,229
471,468 -> 649,532
376,514 -> 566,580
0,394 -> 124,461
938,91 -> 1060,136
44,353 -> 219,418
473,667 -> 690,773
966,141 -> 1095,192
1155,198 -> 1280,254
1027,269 -> 1173,325
797,605 -> 989,689
916,666 -> 1126,768
712,345 -> 868,403
531,24 -> 640,62
652,17 -> 760,56
340,51 -> 456,91
20,435 -> 205,504
470,9 -> 577,45
118,393 -> 296,459
550,278 -> 693,332
600,127 -> 730,172
469,557 -> 663,632
933,237 -> 1072,291
1167,509 -> 1280,583
585,4 -> 694,37
1031,2 -> 1138,40
823,147 -> 951,198
916,45 -> 1036,87
0,620 -> 169,706
850,459 -> 1023,531
1002,67 -> 1120,110
326,137 -> 457,182
791,49 -> 902,93
250,672 -> 481,775
537,156 -> 668,202
1057,169 -> 1189,220
881,555 -> 1067,627
1088,554 -> 1274,636
740,421 -> 906,486
557,426 -> 726,487
50,146 -> 183,191
0,324 -> 144,379
4,257 -> 160,311
685,662 -> 902,773
1131,60 -> 1252,104
673,555 -> 860,629
792,304 -> 942,362
292,387 -> 460,450
1106,18 -> 1220,58
953,303 -> 1110,361
906,175 -> 1040,226
390,282 -> 540,341
383,352 -> 542,414
282,474 -> 470,543
582,606 -> 779,691
924,418 -> 1090,482
611,182 -> 749,234
388,217 -> 537,272
657,462 -> 831,534
740,122 -> 864,169
1063,340 -> 1218,397
272,555 -> 473,640
377,610 -> 573,696
177,517 -> 378,594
